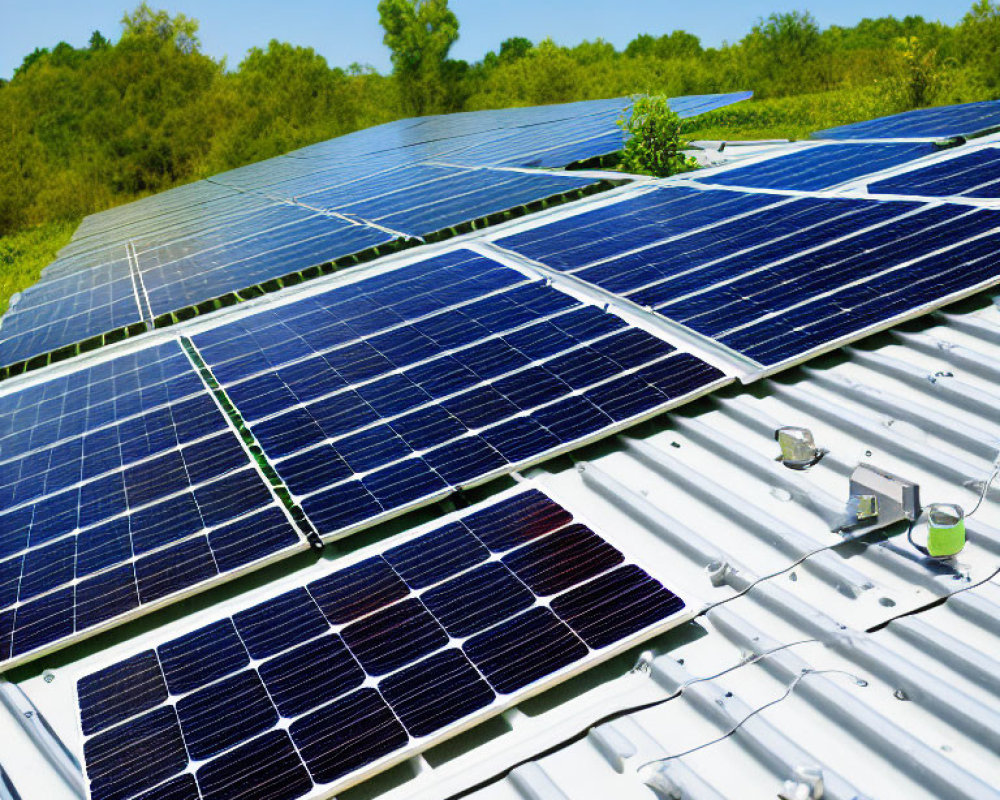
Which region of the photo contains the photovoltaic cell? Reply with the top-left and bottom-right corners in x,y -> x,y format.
76,488 -> 687,800
496,185 -> 1000,371
816,98 -> 1000,140
0,340 -> 304,667
0,257 -> 143,370
192,249 -> 726,539
297,164 -> 598,238
868,147 -> 1000,198
702,142 -> 935,191
139,213 -> 394,318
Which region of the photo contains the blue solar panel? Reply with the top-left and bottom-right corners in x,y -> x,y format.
191,249 -> 725,538
76,488 -> 687,800
816,99 -> 1000,140
0,257 -> 143,369
868,147 -> 1000,198
284,92 -> 751,173
496,185 -> 1000,371
327,168 -> 597,237
703,142 -> 935,191
496,186 -> 785,270
0,340 -> 304,667
139,213 -> 393,318
2,93 -> 754,372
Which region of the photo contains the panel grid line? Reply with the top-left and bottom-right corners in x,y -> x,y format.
75,488 -> 688,800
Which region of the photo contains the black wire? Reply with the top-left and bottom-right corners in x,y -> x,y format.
906,516 -> 929,557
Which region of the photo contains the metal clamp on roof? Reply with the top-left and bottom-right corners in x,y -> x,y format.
834,463 -> 920,533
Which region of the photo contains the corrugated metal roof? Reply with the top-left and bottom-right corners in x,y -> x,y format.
449,301 -> 1000,800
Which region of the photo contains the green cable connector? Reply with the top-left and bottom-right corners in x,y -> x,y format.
926,503 -> 966,557
179,336 -> 324,551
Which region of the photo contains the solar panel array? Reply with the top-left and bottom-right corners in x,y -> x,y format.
495,185 -> 1000,370
869,147 -> 1000,198
0,341 -> 305,667
0,92 -> 753,373
700,141 -> 936,191
815,99 -> 1000,140
0,256 -> 144,370
192,248 -> 726,538
4,89 -> 1000,800
280,92 -> 751,171
75,489 -> 687,800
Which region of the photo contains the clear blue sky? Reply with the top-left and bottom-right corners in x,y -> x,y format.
0,0 -> 968,80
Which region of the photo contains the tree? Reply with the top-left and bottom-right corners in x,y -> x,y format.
120,3 -> 200,53
89,31 -> 111,51
499,37 -> 533,63
626,31 -> 702,60
742,11 -> 829,96
12,47 -> 50,79
958,0 -> 1000,87
892,36 -> 940,107
618,95 -> 697,178
377,0 -> 459,114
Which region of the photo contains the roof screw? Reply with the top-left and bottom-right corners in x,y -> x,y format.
43,670 -> 55,683
706,560 -> 731,587
894,688 -> 910,701
779,766 -> 824,800
633,651 -> 654,673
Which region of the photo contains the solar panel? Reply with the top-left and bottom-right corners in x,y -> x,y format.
1,93 -> 754,374
494,185 -> 1000,374
190,248 -> 726,539
699,142 -> 936,191
868,147 -> 1000,198
283,165 -> 598,238
0,257 -> 144,369
0,340 -> 307,668
75,488 -> 689,800
815,99 -> 1000,140
284,92 -> 752,171
137,210 -> 395,319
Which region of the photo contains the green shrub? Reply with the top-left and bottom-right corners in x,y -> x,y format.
618,95 -> 698,177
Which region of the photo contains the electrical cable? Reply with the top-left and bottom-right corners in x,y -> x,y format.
967,453 -> 1000,518
634,668 -> 865,772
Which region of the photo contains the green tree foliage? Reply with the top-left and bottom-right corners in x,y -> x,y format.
120,3 -> 200,52
618,95 -> 697,177
89,31 -> 111,51
377,0 -> 460,114
499,37 -> 533,63
625,31 -> 702,60
958,1 -> 1000,88
891,36 -> 940,107
742,11 -> 829,97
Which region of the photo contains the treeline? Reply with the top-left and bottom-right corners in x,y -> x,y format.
1,0 -> 999,239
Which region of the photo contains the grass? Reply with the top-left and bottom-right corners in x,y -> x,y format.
0,219 -> 78,317
681,87 -> 906,141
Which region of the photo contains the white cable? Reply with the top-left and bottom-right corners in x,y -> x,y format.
968,451 -> 1000,517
